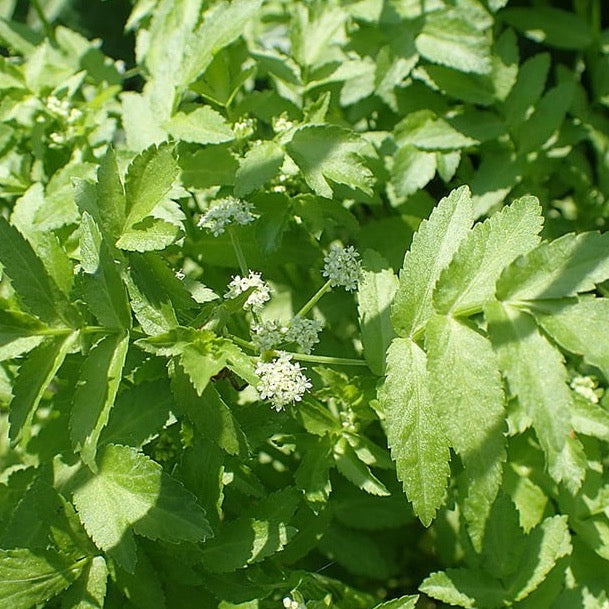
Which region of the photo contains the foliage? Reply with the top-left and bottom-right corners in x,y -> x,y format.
1,1 -> 609,608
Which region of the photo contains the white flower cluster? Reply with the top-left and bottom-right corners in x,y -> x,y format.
570,375 -> 603,404
198,197 -> 256,236
256,353 -> 312,410
225,271 -> 271,312
273,115 -> 295,133
45,96 -> 83,147
282,597 -> 306,609
322,244 -> 361,291
233,117 -> 256,139
251,317 -> 323,353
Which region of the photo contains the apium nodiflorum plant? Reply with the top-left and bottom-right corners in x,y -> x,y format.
1,1 -> 609,609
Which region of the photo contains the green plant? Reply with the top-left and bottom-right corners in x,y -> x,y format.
1,1 -> 609,608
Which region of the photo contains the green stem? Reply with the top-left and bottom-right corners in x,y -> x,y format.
297,279 -> 332,317
229,227 -> 248,275
30,0 -> 54,42
288,353 -> 368,367
231,335 -> 257,351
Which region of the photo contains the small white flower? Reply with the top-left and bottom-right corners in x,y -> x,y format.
286,316 -> 323,354
570,375 -> 602,404
197,196 -> 256,236
233,117 -> 256,139
322,244 -> 361,291
251,320 -> 288,351
46,95 -> 70,118
273,115 -> 295,133
256,353 -> 312,410
225,270 -> 271,312
175,270 -> 185,280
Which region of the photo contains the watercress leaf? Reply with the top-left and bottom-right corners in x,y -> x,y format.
72,444 -> 211,573
0,216 -> 74,325
79,213 -> 131,330
531,298 -> 609,380
433,196 -> 543,315
496,232 -> 609,302
395,111 -> 478,150
61,555 -> 108,609
485,302 -> 586,490
70,334 -> 129,471
124,143 -> 178,229
426,314 -> 506,550
286,125 -> 374,198
0,548 -> 84,609
357,250 -> 398,376
234,141 -> 284,197
381,338 -> 451,526
391,185 -> 473,338
165,106 -> 234,145
9,333 -> 75,444
116,216 -> 183,253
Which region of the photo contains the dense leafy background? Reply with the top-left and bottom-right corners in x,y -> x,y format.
1,0 -> 609,608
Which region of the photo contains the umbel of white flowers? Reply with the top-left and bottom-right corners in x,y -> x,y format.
255,353 -> 312,410
322,244 -> 361,291
252,317 -> 323,353
197,196 -> 256,236
225,270 -> 271,312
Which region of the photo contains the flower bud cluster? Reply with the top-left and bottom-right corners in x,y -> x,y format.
570,375 -> 603,404
322,244 -> 361,291
198,196 -> 256,236
282,597 -> 306,609
251,317 -> 323,354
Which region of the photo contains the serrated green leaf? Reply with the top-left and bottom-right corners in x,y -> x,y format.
80,213 -> 131,330
486,302 -> 585,489
201,488 -> 299,572
501,7 -> 593,50
72,444 -> 211,573
70,334 -> 129,470
433,196 -> 543,315
506,515 -> 572,601
415,9 -> 492,74
391,186 -> 473,338
531,298 -> 609,380
124,143 -> 178,229
396,110 -> 478,151
9,334 -> 75,443
426,315 -> 506,549
334,437 -> 389,497
381,338 -> 450,526
0,548 -> 84,609
0,309 -> 45,361
390,145 -> 436,196
513,81 -> 575,155
234,141 -> 284,197
502,53 -> 550,127
372,595 -> 418,609
420,568 -> 506,609
496,232 -> 609,302
414,64 -> 495,105
570,397 -> 609,442
357,251 -> 398,376
295,435 -> 333,506
165,106 -> 234,145
61,555 -> 107,609
96,148 -> 126,241
112,547 -> 166,609
116,216 -> 183,252
286,125 -> 374,198
0,216 -> 74,325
